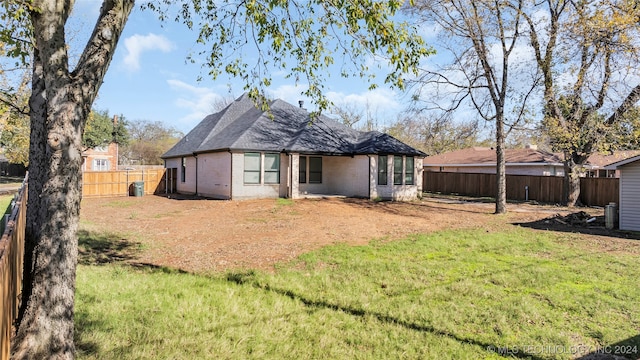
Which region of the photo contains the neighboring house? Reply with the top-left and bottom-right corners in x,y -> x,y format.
584,150 -> 640,178
423,146 -> 566,176
604,155 -> 640,231
82,142 -> 118,171
162,94 -> 426,201
424,146 -> 640,178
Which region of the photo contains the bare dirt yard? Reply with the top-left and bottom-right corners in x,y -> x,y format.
79,194 -> 640,274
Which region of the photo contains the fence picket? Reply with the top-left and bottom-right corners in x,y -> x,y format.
0,176 -> 27,358
423,172 -> 618,206
82,169 -> 167,198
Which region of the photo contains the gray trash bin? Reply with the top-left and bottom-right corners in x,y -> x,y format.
133,181 -> 144,197
605,202 -> 617,229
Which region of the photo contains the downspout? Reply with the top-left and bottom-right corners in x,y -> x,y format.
289,153 -> 293,198
193,152 -> 198,196
164,159 -> 167,194
228,150 -> 233,199
368,155 -> 372,200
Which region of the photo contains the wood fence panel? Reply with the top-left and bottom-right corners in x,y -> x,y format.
0,177 -> 27,359
423,171 -> 618,206
580,178 -> 619,207
82,169 -> 166,198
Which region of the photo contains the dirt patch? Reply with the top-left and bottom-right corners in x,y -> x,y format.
79,195 -> 639,273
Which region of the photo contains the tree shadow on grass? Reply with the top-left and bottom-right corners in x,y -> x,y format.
74,305 -> 104,356
78,229 -> 143,265
514,216 -> 640,241
576,334 -> 640,359
224,270 -> 545,360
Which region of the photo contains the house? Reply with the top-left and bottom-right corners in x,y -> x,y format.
604,155 -> 640,231
82,142 -> 118,171
424,146 -> 640,178
584,150 -> 640,178
162,94 -> 426,201
423,146 -> 566,176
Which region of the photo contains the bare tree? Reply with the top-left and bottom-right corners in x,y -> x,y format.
408,0 -> 539,213
518,0 -> 640,206
122,120 -> 183,165
329,102 -> 364,128
210,94 -> 236,113
385,113 -> 486,155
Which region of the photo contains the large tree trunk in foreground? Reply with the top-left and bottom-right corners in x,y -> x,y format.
12,1 -> 134,358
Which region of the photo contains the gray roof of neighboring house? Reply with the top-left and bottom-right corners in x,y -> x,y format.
162,94 -> 426,159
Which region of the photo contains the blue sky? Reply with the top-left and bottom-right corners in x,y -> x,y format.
71,1 -> 417,134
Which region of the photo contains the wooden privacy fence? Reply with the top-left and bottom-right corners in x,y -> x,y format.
82,169 -> 167,198
423,171 -> 619,207
0,176 -> 27,359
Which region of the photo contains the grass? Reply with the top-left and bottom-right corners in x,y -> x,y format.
75,226 -> 640,360
0,194 -> 15,234
0,195 -> 13,215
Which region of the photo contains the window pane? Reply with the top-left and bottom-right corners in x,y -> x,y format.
244,172 -> 260,184
405,157 -> 414,185
244,153 -> 261,184
309,157 -> 322,183
264,172 -> 279,184
244,153 -> 260,171
378,155 -> 387,185
393,156 -> 403,185
264,153 -> 279,170
299,156 -> 307,183
264,153 -> 280,184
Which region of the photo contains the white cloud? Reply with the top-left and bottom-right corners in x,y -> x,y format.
123,34 -> 175,71
267,84 -> 311,105
167,79 -> 224,128
327,88 -> 401,113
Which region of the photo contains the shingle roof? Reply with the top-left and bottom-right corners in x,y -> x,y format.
424,147 -> 640,169
585,150 -> 640,167
423,147 -> 564,166
603,154 -> 640,169
162,94 -> 426,158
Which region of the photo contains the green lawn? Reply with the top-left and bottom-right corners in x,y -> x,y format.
75,227 -> 640,360
0,194 -> 15,234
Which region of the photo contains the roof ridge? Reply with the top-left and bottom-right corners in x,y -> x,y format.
197,95 -> 263,150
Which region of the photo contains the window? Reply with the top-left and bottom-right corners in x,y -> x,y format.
378,155 -> 388,185
405,157 -> 414,185
244,152 -> 261,184
181,157 -> 186,182
92,159 -> 109,171
309,157 -> 322,183
264,153 -> 280,184
299,156 -> 307,183
393,156 -> 403,185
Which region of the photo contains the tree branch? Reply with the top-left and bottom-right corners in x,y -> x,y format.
606,83 -> 640,125
72,0 -> 135,109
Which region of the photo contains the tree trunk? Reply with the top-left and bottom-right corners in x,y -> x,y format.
563,157 -> 582,207
12,1 -> 134,358
495,115 -> 507,214
13,43 -> 87,359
